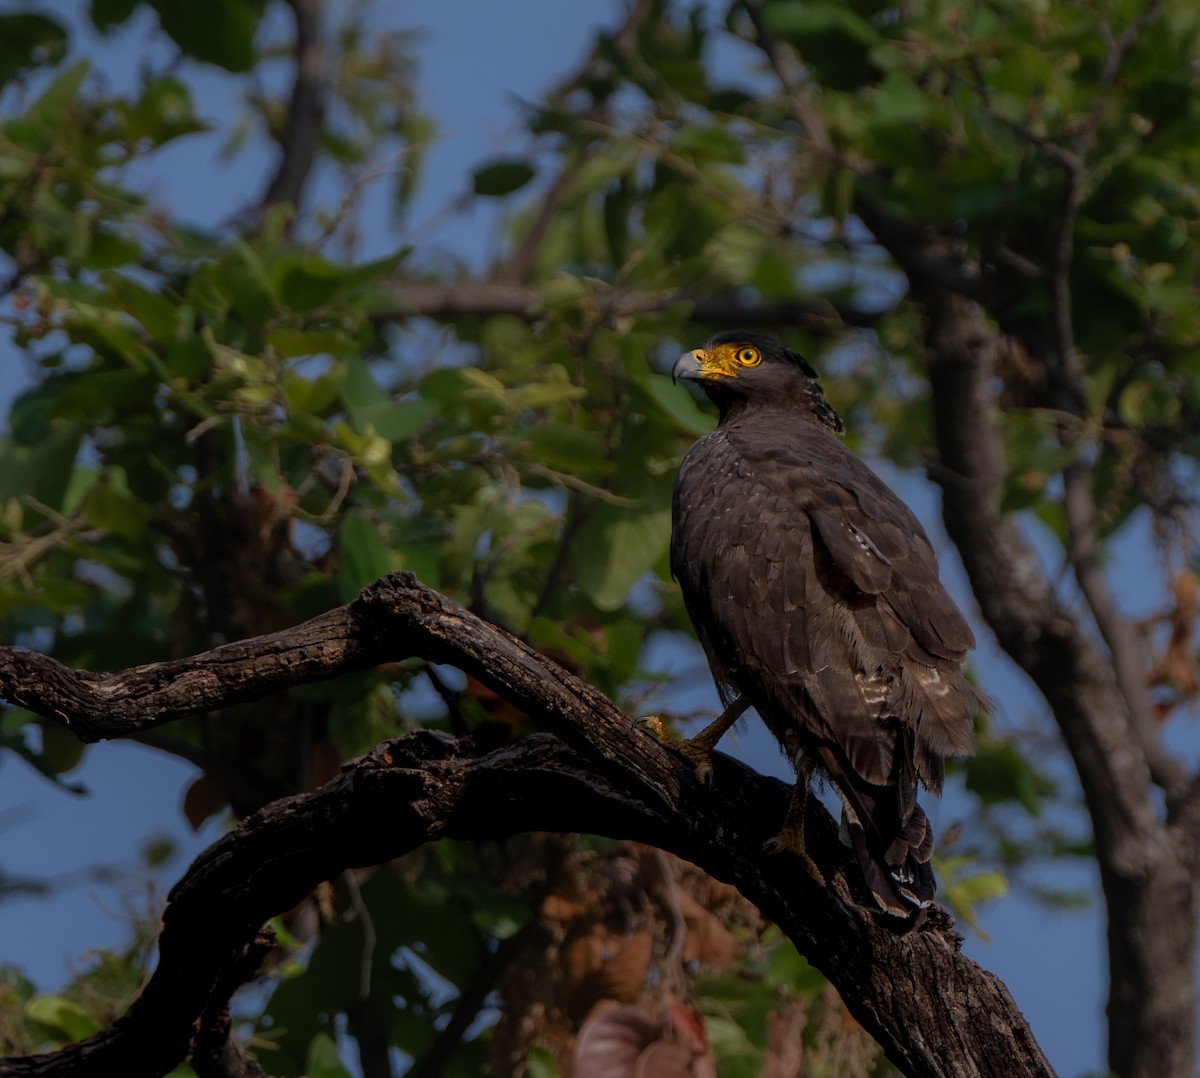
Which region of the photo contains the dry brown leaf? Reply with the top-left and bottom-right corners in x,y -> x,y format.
675,890 -> 740,970
562,926 -> 653,1021
182,774 -> 228,831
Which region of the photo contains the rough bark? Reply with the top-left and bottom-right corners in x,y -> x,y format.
922,289 -> 1198,1078
0,574 -> 1053,1078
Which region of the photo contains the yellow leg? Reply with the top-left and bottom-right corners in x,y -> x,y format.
636,695 -> 749,786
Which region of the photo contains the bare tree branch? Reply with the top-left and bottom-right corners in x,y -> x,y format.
0,604 -> 378,741
1061,461 -> 1189,796
737,0 -> 830,154
373,282 -> 880,330
0,574 -> 1053,1078
260,0 -> 326,215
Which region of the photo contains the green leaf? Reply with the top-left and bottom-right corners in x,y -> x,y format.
702,1013 -> 758,1060
356,399 -> 439,441
763,2 -> 881,47
0,432 -> 82,509
764,944 -> 827,995
82,477 -> 151,540
470,893 -> 530,941
335,247 -> 411,295
39,721 -> 85,775
639,373 -> 716,436
762,1 -> 881,89
525,422 -> 610,474
338,510 -> 396,599
868,73 -> 932,126
571,475 -> 671,611
670,124 -> 746,163
0,14 -> 68,84
951,869 -> 1010,905
268,326 -> 356,359
26,995 -> 101,1042
306,1032 -> 353,1078
23,60 -> 88,133
165,336 -> 214,381
420,367 -> 506,425
148,0 -> 262,72
282,365 -> 345,415
272,254 -> 348,311
965,740 -> 1052,815
82,228 -> 142,270
342,355 -> 390,410
57,369 -> 158,417
117,75 -> 203,146
106,276 -> 177,341
90,0 -> 139,32
342,356 -> 438,439
472,159 -> 537,197
189,261 -> 275,330
525,1045 -> 561,1078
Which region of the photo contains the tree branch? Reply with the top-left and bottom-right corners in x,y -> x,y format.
260,0 -> 326,215
737,0 -> 830,153
373,282 -> 880,330
0,603 -> 381,741
0,574 -> 1053,1078
908,277 -> 1197,1078
1061,460 -> 1189,797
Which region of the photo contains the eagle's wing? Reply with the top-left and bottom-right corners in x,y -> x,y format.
671,417 -> 979,908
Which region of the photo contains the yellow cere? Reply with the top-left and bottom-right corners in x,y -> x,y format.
696,341 -> 762,378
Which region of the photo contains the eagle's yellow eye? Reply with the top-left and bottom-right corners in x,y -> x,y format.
736,346 -> 761,367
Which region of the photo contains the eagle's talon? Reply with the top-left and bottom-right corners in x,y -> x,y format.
632,714 -> 666,739
632,713 -> 728,787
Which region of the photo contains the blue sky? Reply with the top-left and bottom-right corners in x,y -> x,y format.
5,2 -> 1194,1074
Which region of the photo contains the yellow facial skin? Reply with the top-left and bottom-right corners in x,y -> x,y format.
690,341 -> 762,379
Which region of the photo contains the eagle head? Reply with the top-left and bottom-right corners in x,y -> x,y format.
671,331 -> 844,433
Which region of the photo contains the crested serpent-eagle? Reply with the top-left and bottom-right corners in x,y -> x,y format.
669,331 -> 981,918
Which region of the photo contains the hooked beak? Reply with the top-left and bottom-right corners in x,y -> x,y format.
671,349 -> 707,384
